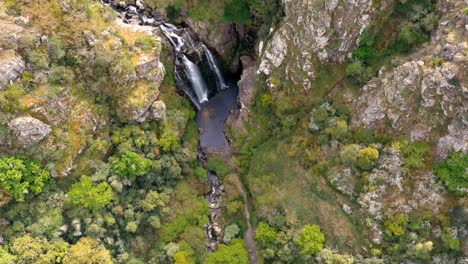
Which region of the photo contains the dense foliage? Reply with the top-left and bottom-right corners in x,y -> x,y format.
434,152 -> 468,195
0,157 -> 50,202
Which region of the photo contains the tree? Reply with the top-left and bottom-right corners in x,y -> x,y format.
174,251 -> 195,264
255,222 -> 278,245
340,144 -> 360,166
434,152 -> 468,195
0,246 -> 17,264
295,225 -> 325,255
63,237 -> 113,264
112,152 -> 152,181
316,248 -> 353,264
357,147 -> 379,171
68,176 -> 113,211
0,156 -> 51,202
205,239 -> 249,264
207,156 -> 229,179
141,191 -> 167,212
11,235 -> 68,264
223,224 -> 240,244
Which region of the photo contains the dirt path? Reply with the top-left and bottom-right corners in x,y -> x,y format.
232,175 -> 259,264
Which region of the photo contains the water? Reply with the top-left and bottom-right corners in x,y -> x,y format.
181,55 -> 209,103
160,24 -> 185,52
203,45 -> 228,91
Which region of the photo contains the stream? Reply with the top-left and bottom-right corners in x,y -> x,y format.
100,0 -> 255,258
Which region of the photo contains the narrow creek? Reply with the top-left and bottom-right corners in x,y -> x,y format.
101,0 -> 257,261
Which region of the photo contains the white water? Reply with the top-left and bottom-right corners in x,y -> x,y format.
182,55 -> 209,103
160,24 -> 184,52
203,45 -> 228,91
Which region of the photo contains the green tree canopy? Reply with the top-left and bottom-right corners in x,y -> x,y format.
434,152 -> 468,195
295,225 -> 325,255
68,176 -> 113,211
10,235 -> 68,264
112,152 -> 152,181
62,237 -> 113,264
255,222 -> 278,245
205,239 -> 249,264
0,156 -> 51,202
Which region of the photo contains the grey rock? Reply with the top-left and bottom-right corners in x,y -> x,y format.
0,50 -> 25,90
437,120 -> 468,159
151,100 -> 166,121
9,117 -> 52,147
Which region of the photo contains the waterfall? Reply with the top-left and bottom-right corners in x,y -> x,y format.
203,45 -> 228,91
160,24 -> 185,52
181,55 -> 209,103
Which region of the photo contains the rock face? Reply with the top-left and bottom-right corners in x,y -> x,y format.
9,117 -> 52,146
151,100 -> 166,122
257,0 -> 388,91
184,19 -> 241,73
352,0 -> 467,158
0,50 -> 25,90
227,56 -> 256,131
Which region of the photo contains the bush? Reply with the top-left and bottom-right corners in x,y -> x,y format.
223,0 -> 251,23
223,224 -> 240,243
0,157 -> 51,202
394,140 -> 430,172
207,156 -> 229,179
434,152 -> 468,195
205,239 -> 249,264
68,176 -> 113,211
345,62 -> 370,84
340,144 -> 360,166
135,35 -> 159,51
255,222 -> 278,245
112,152 -> 152,181
194,167 -> 208,182
295,224 -> 325,255
0,83 -> 25,114
357,147 -> 379,171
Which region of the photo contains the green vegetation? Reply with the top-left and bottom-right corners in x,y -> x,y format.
347,0 -> 438,83
0,156 -> 51,202
68,176 -> 113,211
205,239 -> 249,264
295,225 -> 326,255
207,156 -> 229,179
357,146 -> 380,171
395,140 -> 431,172
112,152 -> 152,181
434,152 -> 468,195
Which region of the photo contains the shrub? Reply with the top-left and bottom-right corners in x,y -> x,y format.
295,224 -> 325,255
223,0 -> 251,23
194,167 -> 208,182
434,152 -> 468,195
205,239 -> 249,264
255,222 -> 278,245
112,152 -> 152,181
357,147 -> 379,171
223,224 -> 240,243
340,144 -> 360,166
68,176 -> 113,211
384,214 -> 409,237
0,157 -> 50,202
345,61 -> 369,84
0,83 -> 25,114
135,35 -> 159,51
207,156 -> 229,179
394,140 -> 430,172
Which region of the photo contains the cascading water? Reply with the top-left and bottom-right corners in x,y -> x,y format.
202,45 -> 228,91
181,55 -> 209,103
101,0 -> 240,254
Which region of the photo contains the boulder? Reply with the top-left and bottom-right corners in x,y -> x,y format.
0,50 -> 25,90
151,100 -> 166,121
9,116 -> 52,147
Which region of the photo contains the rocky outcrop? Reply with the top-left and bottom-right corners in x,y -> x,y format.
351,0 -> 467,155
227,56 -> 255,131
257,0 -> 389,91
151,100 -> 166,122
0,50 -> 25,90
183,19 -> 241,73
9,116 -> 51,147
